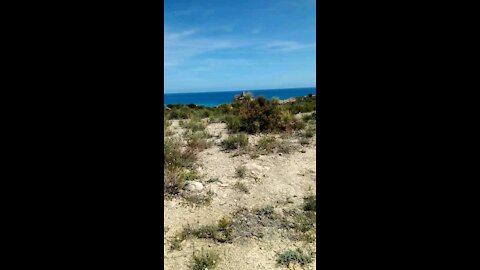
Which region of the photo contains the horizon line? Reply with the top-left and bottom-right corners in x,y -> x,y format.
164,86 -> 316,95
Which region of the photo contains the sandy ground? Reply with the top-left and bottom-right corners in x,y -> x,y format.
164,119 -> 316,270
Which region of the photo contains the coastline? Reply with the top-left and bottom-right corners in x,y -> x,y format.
164,87 -> 316,108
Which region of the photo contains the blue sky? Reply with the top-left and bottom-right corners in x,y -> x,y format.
164,0 -> 316,93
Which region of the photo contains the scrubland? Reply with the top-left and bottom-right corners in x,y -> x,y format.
164,94 -> 317,270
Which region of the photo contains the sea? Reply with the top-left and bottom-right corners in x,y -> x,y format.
164,87 -> 316,107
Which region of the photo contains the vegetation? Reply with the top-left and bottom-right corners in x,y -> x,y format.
235,165 -> 247,178
233,182 -> 249,194
276,248 -> 313,267
191,249 -> 219,270
164,93 -> 317,268
303,195 -> 316,212
164,137 -> 198,195
222,133 -> 248,150
164,94 -> 316,135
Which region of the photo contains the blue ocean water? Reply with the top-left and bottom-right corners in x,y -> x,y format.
164,87 -> 316,107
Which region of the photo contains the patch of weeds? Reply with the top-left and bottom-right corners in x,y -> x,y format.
277,141 -> 294,154
185,131 -> 211,151
182,190 -> 214,206
276,248 -> 313,267
191,249 -> 219,270
222,133 -> 249,150
179,170 -> 198,182
191,225 -> 218,238
235,166 -> 247,178
301,112 -> 316,122
280,132 -> 293,140
299,137 -> 310,146
190,216 -> 233,243
234,182 -> 249,194
257,136 -> 277,154
292,119 -> 307,130
218,216 -> 233,230
180,119 -> 206,132
164,168 -> 186,195
303,195 -> 316,212
298,229 -> 316,244
256,205 -> 275,217
170,229 -> 190,251
303,127 -> 315,138
281,208 -> 316,242
294,211 -> 316,233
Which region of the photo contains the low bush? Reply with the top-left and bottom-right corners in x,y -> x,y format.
222,133 -> 248,150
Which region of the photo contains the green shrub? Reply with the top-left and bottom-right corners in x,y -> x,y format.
164,168 -> 186,195
180,118 -> 206,132
303,196 -> 316,211
257,136 -> 277,153
185,131 -> 211,151
222,133 -> 248,150
277,141 -> 294,154
164,138 -> 197,169
304,127 -> 316,138
276,248 -> 313,267
191,249 -> 219,270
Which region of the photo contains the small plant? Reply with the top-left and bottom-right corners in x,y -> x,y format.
257,136 -> 277,153
234,182 -> 249,194
164,168 -> 186,195
303,195 -> 316,212
301,112 -> 316,122
191,225 -> 218,239
218,216 -> 233,230
303,127 -> 315,138
180,118 -> 206,132
188,216 -> 233,243
170,229 -> 189,251
222,133 -> 249,150
191,249 -> 219,270
276,248 -> 313,267
256,205 -> 275,217
299,137 -> 310,146
182,190 -> 214,206
291,119 -> 307,130
185,131 -> 211,151
235,166 -> 247,178
277,141 -> 294,154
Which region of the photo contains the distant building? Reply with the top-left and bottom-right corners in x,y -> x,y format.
234,91 -> 247,101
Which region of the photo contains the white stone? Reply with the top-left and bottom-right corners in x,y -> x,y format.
184,181 -> 204,191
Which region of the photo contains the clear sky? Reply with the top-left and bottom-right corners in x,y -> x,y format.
164,0 -> 316,93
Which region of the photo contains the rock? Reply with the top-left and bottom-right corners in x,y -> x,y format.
244,163 -> 270,178
184,181 -> 204,191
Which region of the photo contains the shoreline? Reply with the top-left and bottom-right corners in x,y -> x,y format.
164,94 -> 316,108
164,89 -> 316,108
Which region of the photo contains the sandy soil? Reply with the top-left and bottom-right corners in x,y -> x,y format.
164,119 -> 316,270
